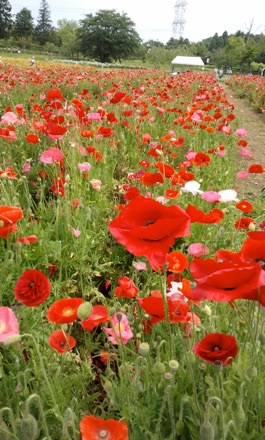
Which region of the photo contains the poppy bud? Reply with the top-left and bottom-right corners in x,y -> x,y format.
175,420 -> 184,435
200,421 -> 215,440
169,359 -> 179,371
3,334 -> 22,346
152,361 -> 166,375
20,413 -> 38,440
246,366 -> 257,378
0,418 -> 11,439
248,222 -> 255,231
77,302 -> 92,320
138,342 -> 150,357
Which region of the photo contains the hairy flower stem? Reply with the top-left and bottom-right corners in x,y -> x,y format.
21,334 -> 63,422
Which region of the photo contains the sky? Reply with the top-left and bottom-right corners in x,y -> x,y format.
9,0 -> 265,44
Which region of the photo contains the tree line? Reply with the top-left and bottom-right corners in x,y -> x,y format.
1,0 -> 265,72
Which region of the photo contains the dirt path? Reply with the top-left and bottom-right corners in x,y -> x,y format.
222,81 -> 265,200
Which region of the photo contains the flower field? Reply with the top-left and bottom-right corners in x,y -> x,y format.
1,59 -> 265,439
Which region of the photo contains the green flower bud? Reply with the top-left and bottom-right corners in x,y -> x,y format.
169,359 -> 179,371
175,420 -> 184,435
246,366 -> 257,378
138,342 -> 150,357
200,421 -> 215,440
77,302 -> 93,320
152,362 -> 166,375
3,334 -> 22,346
20,414 -> 38,440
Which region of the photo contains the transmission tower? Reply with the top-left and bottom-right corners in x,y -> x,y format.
172,0 -> 187,39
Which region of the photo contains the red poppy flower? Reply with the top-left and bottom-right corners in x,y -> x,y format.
109,195 -> 190,269
25,134 -> 39,144
80,305 -> 110,331
187,258 -> 264,303
234,218 -> 255,229
193,152 -> 210,166
165,189 -> 180,199
137,293 -> 190,325
167,251 -> 189,273
114,276 -> 139,299
123,186 -> 140,201
140,171 -> 164,186
248,164 -> 264,173
16,235 -> 38,245
154,162 -> 175,178
186,205 -> 224,224
110,91 -> 126,104
235,200 -> 253,213
193,333 -> 238,365
46,298 -> 84,323
46,89 -> 64,102
80,415 -> 128,440
0,205 -> 23,238
48,330 -> 76,353
14,269 -> 51,306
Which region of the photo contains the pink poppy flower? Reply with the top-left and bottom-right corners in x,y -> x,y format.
39,148 -> 63,164
240,149 -> 251,157
77,162 -> 92,172
87,112 -> 102,121
222,126 -> 232,134
1,112 -> 19,125
235,128 -> 247,137
103,312 -> 133,345
90,179 -> 102,190
187,243 -> 210,257
236,171 -> 249,179
133,261 -> 147,271
0,307 -> 19,342
67,224 -> 81,237
201,191 -> 221,203
22,162 -> 31,174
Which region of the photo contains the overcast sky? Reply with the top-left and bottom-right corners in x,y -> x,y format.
10,0 -> 264,43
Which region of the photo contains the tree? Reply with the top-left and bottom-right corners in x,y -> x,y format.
57,19 -> 79,57
78,9 -> 142,63
34,0 -> 53,45
14,8 -> 34,39
0,0 -> 12,39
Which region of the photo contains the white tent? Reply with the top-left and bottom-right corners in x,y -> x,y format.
171,56 -> 204,67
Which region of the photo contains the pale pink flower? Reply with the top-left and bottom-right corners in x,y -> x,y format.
77,162 -> 91,172
0,307 -> 19,343
201,191 -> 221,202
1,112 -> 19,125
217,149 -> 226,156
187,243 -> 210,257
191,112 -> 202,122
78,146 -> 87,156
168,130 -> 175,135
39,147 -> 63,164
218,189 -> 239,202
240,149 -> 251,157
185,151 -> 196,160
236,171 -> 249,179
39,94 -> 46,100
156,196 -> 168,205
222,125 -> 232,135
181,180 -> 203,195
235,128 -> 247,137
90,179 -> 102,190
67,224 -> 81,237
133,261 -> 147,271
103,312 -> 133,345
87,112 -> 102,121
22,162 -> 31,174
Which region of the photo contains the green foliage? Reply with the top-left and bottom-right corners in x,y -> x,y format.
34,0 -> 54,46
0,0 -> 12,39
13,8 -> 34,39
77,9 -> 142,63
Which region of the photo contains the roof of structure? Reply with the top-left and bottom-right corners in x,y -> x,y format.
171,56 -> 204,66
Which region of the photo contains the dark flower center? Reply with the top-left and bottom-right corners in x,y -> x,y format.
255,259 -> 265,270
223,286 -> 236,291
143,219 -> 156,227
59,341 -> 66,347
212,345 -> 221,351
29,282 -> 35,287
